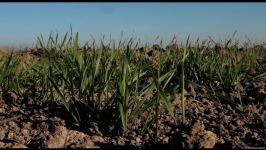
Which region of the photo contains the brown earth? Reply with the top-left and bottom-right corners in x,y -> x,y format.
0,80 -> 265,148
0,48 -> 6,59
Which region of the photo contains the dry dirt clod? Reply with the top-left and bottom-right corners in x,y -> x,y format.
67,130 -> 95,148
236,120 -> 244,126
199,131 -> 217,148
185,120 -> 218,148
22,122 -> 31,129
43,126 -> 68,148
30,129 -> 38,135
16,136 -> 26,144
163,136 -> 170,144
21,129 -> 30,136
11,106 -> 20,112
7,132 -> 15,140
0,127 -> 6,140
136,137 -> 142,144
68,130 -> 86,140
252,132 -> 258,138
232,136 -> 249,148
0,141 -> 28,148
117,137 -> 126,146
251,105 -> 259,114
0,107 -> 5,113
130,139 -> 137,146
258,88 -> 266,95
111,139 -> 117,145
8,121 -> 16,127
91,135 -> 105,143
191,121 -> 205,136
222,115 -> 231,124
40,122 -> 49,132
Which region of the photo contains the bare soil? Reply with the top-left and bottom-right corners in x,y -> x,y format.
0,80 -> 265,148
0,48 -> 6,59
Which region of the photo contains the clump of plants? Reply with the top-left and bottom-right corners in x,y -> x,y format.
0,29 -> 265,142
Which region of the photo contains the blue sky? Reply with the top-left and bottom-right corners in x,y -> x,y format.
0,3 -> 266,48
